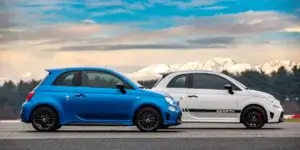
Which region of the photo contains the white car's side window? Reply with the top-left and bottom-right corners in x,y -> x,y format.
166,74 -> 188,88
191,73 -> 240,90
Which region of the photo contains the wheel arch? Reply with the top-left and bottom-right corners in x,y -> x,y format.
132,103 -> 163,125
29,104 -> 61,123
240,104 -> 268,123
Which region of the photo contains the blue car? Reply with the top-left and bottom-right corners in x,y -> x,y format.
20,67 -> 182,132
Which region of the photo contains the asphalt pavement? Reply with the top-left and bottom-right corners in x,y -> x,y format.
0,122 -> 299,150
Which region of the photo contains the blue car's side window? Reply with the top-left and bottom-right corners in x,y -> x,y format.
53,71 -> 80,86
81,71 -> 134,89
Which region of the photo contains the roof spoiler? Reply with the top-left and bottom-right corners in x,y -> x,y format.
159,72 -> 173,77
45,68 -> 60,73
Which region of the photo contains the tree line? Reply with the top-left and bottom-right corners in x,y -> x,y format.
0,65 -> 299,119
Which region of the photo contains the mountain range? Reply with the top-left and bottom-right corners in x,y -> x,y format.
1,57 -> 299,85
126,57 -> 300,80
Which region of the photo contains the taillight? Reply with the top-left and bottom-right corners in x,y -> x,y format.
26,91 -> 35,102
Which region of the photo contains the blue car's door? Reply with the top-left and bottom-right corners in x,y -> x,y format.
72,70 -> 139,122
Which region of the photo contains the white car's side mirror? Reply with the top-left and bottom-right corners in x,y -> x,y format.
224,84 -> 234,94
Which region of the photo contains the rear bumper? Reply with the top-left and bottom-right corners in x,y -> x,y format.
20,102 -> 32,123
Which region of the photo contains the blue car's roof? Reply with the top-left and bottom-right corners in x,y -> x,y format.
43,66 -> 141,89
46,66 -> 117,73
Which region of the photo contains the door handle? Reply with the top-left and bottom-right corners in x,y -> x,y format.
75,93 -> 86,97
188,95 -> 198,98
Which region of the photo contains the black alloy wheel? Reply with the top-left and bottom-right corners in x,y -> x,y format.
135,107 -> 162,132
31,106 -> 59,132
242,108 -> 266,129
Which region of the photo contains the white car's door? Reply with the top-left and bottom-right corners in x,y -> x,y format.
151,74 -> 189,118
185,73 -> 241,122
153,74 -> 189,104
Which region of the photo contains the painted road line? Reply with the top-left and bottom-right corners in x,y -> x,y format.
0,120 -> 21,123
1,114 -> 299,123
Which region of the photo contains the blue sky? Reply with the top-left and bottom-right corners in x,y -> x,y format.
15,0 -> 300,24
0,0 -> 300,81
1,0 -> 299,45
1,0 -> 298,49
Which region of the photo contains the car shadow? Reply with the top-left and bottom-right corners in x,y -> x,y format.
22,130 -> 181,133
170,127 -> 284,130
21,127 -> 283,133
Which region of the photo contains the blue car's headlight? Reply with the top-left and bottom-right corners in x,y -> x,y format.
165,96 -> 175,105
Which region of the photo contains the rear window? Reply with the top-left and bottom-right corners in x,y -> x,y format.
153,77 -> 164,88
152,73 -> 171,88
31,72 -> 51,90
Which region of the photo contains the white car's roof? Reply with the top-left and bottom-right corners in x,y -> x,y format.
160,70 -> 224,76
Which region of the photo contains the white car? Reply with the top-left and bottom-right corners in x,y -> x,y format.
151,70 -> 284,129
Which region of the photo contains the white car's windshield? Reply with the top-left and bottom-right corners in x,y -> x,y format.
118,72 -> 145,89
225,75 -> 249,89
236,81 -> 249,89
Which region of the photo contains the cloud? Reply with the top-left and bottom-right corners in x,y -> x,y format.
86,0 -> 145,10
90,8 -> 133,17
172,11 -> 300,35
85,0 -> 124,7
0,0 -> 67,30
55,36 -> 236,51
0,22 -> 102,44
147,0 -> 221,9
2,10 -> 300,51
200,6 -> 228,10
20,0 -> 79,6
0,11 -> 16,29
282,27 -> 300,32
86,0 -> 221,11
187,36 -> 236,45
57,43 -> 227,51
81,19 -> 97,24
89,11 -> 300,44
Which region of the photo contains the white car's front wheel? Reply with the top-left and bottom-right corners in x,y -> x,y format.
241,106 -> 267,129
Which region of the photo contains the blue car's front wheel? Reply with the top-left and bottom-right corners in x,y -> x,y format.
135,106 -> 162,132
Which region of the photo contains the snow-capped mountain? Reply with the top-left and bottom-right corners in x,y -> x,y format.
0,57 -> 299,85
127,57 -> 300,80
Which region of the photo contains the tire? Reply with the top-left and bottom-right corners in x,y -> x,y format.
30,106 -> 59,132
135,106 -> 162,132
161,125 -> 170,129
241,106 -> 266,129
55,123 -> 62,130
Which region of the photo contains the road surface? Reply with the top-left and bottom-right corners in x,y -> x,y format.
0,122 -> 299,150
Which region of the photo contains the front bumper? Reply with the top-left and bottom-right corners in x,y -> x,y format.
163,109 -> 182,126
268,107 -> 284,123
278,112 -> 284,123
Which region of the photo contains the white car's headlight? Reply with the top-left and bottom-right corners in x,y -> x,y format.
165,96 -> 175,105
272,100 -> 282,109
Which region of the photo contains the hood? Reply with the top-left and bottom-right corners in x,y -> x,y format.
141,89 -> 168,97
247,89 -> 275,99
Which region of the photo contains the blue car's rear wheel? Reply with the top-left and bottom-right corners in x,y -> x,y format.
135,106 -> 162,132
30,106 -> 59,132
